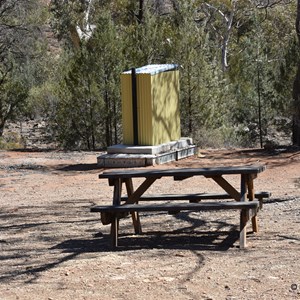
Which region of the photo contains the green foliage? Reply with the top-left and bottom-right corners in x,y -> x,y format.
0,132 -> 24,150
0,0 -> 48,136
54,10 -> 124,150
2,0 -> 298,148
226,3 -> 298,146
47,0 -> 299,148
50,0 -> 86,46
167,1 -> 230,142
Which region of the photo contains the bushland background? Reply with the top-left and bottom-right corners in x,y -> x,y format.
1,0 -> 300,150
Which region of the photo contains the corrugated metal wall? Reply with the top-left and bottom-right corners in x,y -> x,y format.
121,67 -> 180,146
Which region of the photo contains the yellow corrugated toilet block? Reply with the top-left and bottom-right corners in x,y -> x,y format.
121,64 -> 180,146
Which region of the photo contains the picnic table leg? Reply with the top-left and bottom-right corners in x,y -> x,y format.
240,174 -> 247,249
110,178 -> 122,248
240,208 -> 248,249
247,176 -> 258,233
110,214 -> 119,248
125,178 -> 142,234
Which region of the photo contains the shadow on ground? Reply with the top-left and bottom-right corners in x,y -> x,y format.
57,163 -> 101,172
0,200 -> 241,284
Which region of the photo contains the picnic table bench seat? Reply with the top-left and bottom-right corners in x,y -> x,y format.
91,200 -> 260,214
120,191 -> 270,208
91,200 -> 260,248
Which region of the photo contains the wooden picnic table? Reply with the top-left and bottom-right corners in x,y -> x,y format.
91,165 -> 268,249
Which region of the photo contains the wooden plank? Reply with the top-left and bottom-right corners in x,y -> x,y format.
98,165 -> 266,180
121,193 -> 232,202
240,208 -> 248,249
100,178 -> 123,225
111,178 -> 122,245
125,177 -> 157,204
209,176 -> 241,201
113,178 -> 122,205
110,215 -> 119,248
239,174 -> 248,249
91,201 -> 259,213
240,174 -> 247,202
254,191 -> 271,209
120,192 -> 270,202
247,175 -> 258,233
254,191 -> 271,199
124,178 -> 142,234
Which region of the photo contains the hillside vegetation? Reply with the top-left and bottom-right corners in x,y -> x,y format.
0,0 -> 299,150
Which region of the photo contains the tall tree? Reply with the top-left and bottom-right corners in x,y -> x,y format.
54,9 -> 124,149
0,0 -> 47,136
168,1 -> 230,145
293,0 -> 300,145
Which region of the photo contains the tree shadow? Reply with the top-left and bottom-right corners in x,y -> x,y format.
277,235 -> 300,242
0,162 -> 104,175
53,226 -> 240,253
0,200 -> 244,285
0,199 -> 103,283
182,146 -> 300,170
56,209 -> 243,252
57,163 -> 101,172
263,197 -> 298,205
11,148 -> 57,153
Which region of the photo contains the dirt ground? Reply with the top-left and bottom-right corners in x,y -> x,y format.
0,147 -> 300,300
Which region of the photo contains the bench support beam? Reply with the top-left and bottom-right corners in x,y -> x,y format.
209,176 -> 241,201
125,178 -> 142,234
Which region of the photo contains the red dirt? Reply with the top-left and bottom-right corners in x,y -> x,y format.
0,148 -> 299,299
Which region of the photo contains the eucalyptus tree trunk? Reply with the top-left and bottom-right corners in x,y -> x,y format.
137,0 -> 144,23
293,0 -> 300,145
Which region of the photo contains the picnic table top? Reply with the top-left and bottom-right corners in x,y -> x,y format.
99,164 -> 266,179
